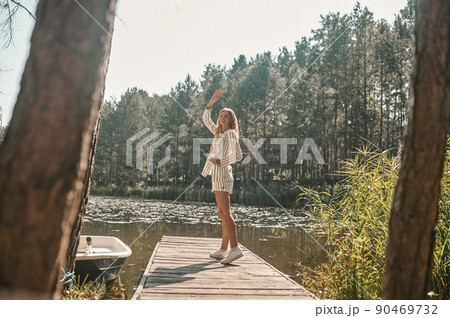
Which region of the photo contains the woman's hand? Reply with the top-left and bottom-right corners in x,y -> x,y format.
209,158 -> 221,165
206,89 -> 223,109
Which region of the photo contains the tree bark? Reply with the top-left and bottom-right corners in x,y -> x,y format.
0,0 -> 116,299
66,105 -> 103,273
383,0 -> 450,299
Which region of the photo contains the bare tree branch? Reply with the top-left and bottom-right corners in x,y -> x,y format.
0,0 -> 35,48
10,0 -> 35,20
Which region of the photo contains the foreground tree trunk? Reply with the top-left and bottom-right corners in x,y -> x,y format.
66,107 -> 103,274
0,0 -> 116,299
383,0 -> 450,299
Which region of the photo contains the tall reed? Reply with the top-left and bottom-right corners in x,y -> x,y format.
295,142 -> 450,300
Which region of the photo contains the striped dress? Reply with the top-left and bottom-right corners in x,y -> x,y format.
201,107 -> 243,194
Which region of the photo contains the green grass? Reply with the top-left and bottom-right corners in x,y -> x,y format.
295,142 -> 450,300
60,269 -> 107,300
60,269 -> 126,300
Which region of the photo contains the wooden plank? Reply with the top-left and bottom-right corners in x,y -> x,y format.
148,263 -> 270,270
144,272 -> 284,280
140,287 -> 311,296
139,293 -> 309,300
144,279 -> 302,289
131,241 -> 160,300
132,236 -> 316,300
161,236 -> 222,242
145,263 -> 274,270
151,258 -> 265,264
145,269 -> 279,278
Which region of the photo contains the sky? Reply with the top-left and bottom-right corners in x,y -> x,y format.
0,0 -> 408,127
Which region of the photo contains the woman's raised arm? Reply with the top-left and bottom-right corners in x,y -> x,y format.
202,107 -> 216,134
202,89 -> 223,134
206,89 -> 223,110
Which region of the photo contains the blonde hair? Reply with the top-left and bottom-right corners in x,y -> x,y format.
214,108 -> 240,138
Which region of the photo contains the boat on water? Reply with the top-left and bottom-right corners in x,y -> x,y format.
75,235 -> 132,282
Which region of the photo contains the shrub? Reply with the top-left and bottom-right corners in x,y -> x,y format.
295,142 -> 450,299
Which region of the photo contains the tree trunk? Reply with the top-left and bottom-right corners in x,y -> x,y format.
0,0 -> 116,299
66,105 -> 104,273
383,0 -> 450,299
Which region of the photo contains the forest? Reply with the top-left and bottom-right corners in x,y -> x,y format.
88,2 -> 415,206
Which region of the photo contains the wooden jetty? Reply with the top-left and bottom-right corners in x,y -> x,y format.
132,236 -> 316,300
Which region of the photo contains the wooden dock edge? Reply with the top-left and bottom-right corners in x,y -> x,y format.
131,241 -> 160,300
244,245 -> 318,300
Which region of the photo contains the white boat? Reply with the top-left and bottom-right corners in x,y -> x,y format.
75,235 -> 132,282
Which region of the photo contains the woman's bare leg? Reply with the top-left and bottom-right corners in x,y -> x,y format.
215,191 -> 229,249
214,190 -> 238,248
219,213 -> 229,251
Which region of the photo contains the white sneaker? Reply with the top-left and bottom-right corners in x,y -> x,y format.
209,248 -> 227,259
220,246 -> 243,264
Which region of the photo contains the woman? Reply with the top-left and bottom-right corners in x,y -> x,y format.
201,89 -> 244,264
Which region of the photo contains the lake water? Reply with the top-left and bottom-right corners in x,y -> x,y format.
82,195 -> 326,299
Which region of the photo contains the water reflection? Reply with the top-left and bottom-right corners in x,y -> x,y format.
83,196 -> 326,299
